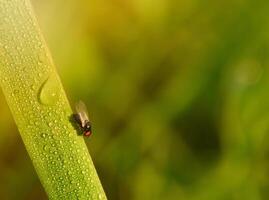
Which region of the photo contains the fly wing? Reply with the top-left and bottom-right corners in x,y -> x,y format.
75,101 -> 89,127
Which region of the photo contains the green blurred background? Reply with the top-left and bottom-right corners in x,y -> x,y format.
2,0 -> 269,199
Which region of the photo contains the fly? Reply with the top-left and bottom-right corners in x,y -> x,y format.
73,101 -> 92,137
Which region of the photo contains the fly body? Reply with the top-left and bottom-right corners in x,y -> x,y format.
74,101 -> 92,137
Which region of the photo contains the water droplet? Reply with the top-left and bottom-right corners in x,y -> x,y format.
31,84 -> 36,90
38,75 -> 61,105
43,145 -> 49,151
41,133 -> 47,138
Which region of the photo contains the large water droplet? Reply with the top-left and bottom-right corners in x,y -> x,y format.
39,75 -> 61,105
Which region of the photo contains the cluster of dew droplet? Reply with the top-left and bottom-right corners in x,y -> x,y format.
0,0 -> 106,199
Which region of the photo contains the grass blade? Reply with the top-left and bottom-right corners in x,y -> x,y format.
0,0 -> 106,199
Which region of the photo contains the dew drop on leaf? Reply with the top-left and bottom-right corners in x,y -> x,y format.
39,75 -> 61,105
43,145 -> 49,151
41,133 -> 47,138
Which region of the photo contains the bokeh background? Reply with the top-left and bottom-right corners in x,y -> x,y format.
1,0 -> 269,199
